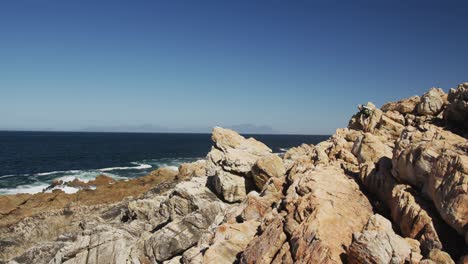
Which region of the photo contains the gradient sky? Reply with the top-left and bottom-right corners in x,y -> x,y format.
1,0 -> 467,134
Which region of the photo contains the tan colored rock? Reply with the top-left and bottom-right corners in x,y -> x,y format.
287,166 -> 373,263
145,202 -> 226,262
240,216 -> 288,264
49,225 -> 137,264
203,220 -> 260,264
352,132 -> 393,163
207,127 -> 272,175
177,160 -> 207,180
241,165 -> 373,264
392,128 -> 468,238
359,158 -> 459,256
349,102 -> 383,133
417,88 -> 447,116
252,154 -> 285,190
381,95 -> 420,114
445,83 -> 468,132
211,170 -> 248,203
347,214 -> 420,264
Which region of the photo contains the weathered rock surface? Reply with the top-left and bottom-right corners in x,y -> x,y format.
417,88 -> 447,116
145,201 -> 226,262
392,128 -> 468,239
445,83 -> 468,134
207,127 -> 272,176
347,214 -> 421,264
240,165 -> 374,264
206,127 -> 275,202
382,95 -> 420,114
2,83 -> 468,264
252,154 -> 286,190
177,160 -> 207,180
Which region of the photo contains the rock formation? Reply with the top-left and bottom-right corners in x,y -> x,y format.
1,83 -> 468,264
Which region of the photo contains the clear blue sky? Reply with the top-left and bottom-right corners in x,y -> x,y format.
1,0 -> 467,134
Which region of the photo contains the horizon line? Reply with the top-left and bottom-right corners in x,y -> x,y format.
0,129 -> 331,137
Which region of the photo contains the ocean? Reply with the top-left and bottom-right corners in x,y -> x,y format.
0,131 -> 329,195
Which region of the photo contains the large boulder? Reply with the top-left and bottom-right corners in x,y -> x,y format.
202,220 -> 260,264
352,133 -> 393,163
211,170 -> 248,203
252,154 -> 286,190
381,95 -> 420,114
207,127 -> 272,176
392,128 -> 468,240
206,127 -> 273,202
347,214 -> 421,264
445,83 -> 468,133
417,88 -> 447,116
177,160 -> 207,180
48,225 -> 138,264
241,165 -> 374,263
144,201 -> 226,262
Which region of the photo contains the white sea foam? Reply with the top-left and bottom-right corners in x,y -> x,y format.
0,174 -> 15,179
99,163 -> 152,172
35,170 -> 82,176
44,185 -> 80,194
0,183 -> 49,195
0,158 -> 197,195
279,148 -> 289,152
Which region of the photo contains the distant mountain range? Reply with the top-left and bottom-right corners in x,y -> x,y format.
80,123 -> 280,134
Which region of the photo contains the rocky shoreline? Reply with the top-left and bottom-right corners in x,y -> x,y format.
1,83 -> 467,264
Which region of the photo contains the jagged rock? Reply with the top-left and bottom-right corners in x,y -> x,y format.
207,127 -> 272,176
251,154 -> 285,190
48,225 -> 137,264
163,256 -> 182,264
7,241 -> 69,264
211,171 -> 248,203
128,176 -> 220,230
427,249 -> 456,264
3,85 -> 468,264
283,143 -> 315,170
392,128 -> 468,239
445,83 -> 468,133
177,160 -> 207,180
203,220 -> 260,264
381,95 -> 420,114
241,165 -> 374,263
352,132 -> 393,163
417,88 -> 447,116
349,102 -> 383,133
347,214 -> 421,264
205,127 -> 273,203
286,166 -> 373,263
145,201 -> 226,262
240,215 -> 287,264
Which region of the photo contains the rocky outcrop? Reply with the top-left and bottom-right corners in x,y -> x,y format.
417,88 -> 447,116
382,95 -> 420,114
347,214 -> 422,264
145,201 -> 226,262
445,83 -> 468,133
206,127 -> 274,202
251,154 -> 286,190
240,165 -> 374,264
2,83 -> 468,264
392,128 -> 468,240
177,160 -> 207,180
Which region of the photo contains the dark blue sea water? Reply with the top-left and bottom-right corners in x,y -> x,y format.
0,131 -> 329,194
